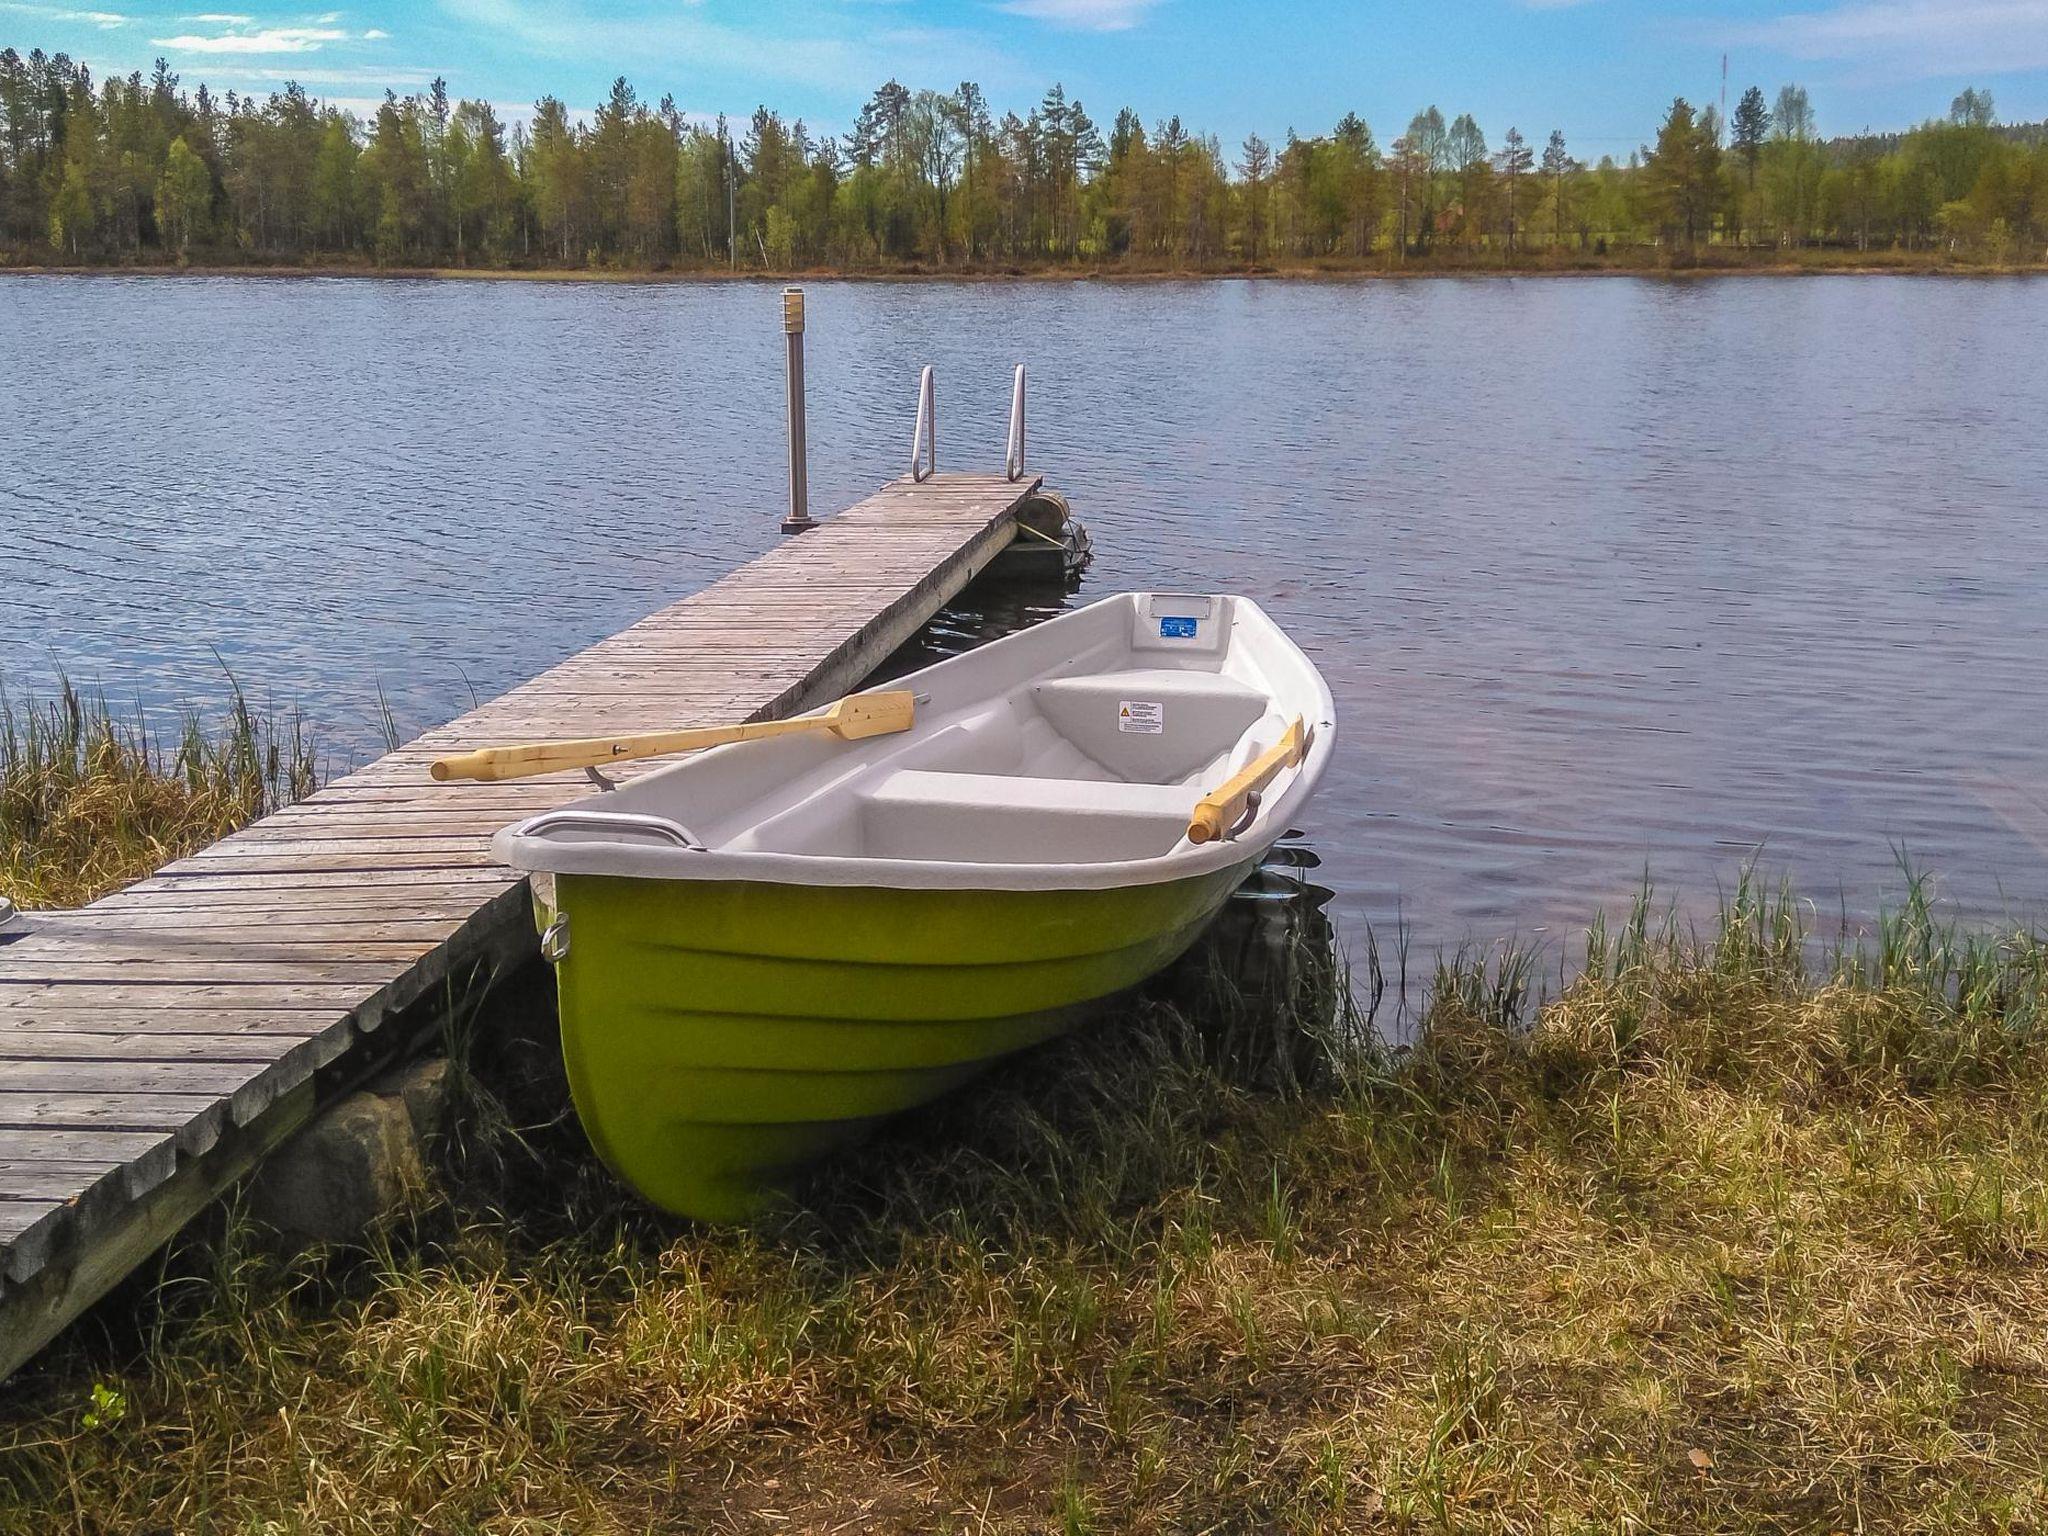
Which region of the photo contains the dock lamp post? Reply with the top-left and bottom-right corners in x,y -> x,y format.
781,287 -> 813,535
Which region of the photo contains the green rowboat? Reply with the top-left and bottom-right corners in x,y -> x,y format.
493,592 -> 1334,1220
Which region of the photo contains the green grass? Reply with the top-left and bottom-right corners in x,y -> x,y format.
0,677 -> 318,908
4,870 -> 2048,1531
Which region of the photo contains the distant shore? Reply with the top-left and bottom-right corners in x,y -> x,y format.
6,250 -> 2046,285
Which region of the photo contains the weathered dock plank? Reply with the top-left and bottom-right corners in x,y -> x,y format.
0,470 -> 1041,1379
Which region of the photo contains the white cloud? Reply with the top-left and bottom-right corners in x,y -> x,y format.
148,14 -> 398,57
438,0 -> 1027,95
152,25 -> 348,52
996,0 -> 1157,28
222,64 -> 437,86
1730,0 -> 2048,78
0,1 -> 128,25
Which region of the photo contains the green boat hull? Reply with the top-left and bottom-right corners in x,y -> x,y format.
540,865 -> 1247,1220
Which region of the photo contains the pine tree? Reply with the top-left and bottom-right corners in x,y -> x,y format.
1732,86 -> 1769,186
1642,97 -> 1720,252
1237,133 -> 1270,260
590,76 -> 638,252
451,99 -> 514,260
3,57 -> 2038,273
1330,113 -> 1380,257
1730,86 -> 1768,243
361,93 -> 429,260
622,110 -> 676,262
954,81 -> 991,261
1540,129 -> 1570,247
423,76 -> 450,248
1496,126 -> 1532,252
526,95 -> 581,262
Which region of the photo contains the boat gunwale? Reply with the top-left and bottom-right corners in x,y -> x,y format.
493,593 -> 1336,893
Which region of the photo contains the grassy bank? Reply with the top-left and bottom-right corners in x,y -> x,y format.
0,680 -> 317,908
7,246 -> 2048,285
3,875 -> 2046,1531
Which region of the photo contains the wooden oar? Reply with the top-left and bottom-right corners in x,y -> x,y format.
429,691 -> 917,783
1187,717 -> 1308,845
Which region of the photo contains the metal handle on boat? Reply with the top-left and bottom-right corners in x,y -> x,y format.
1005,364 -> 1026,482
540,913 -> 571,964
1228,791 -> 1263,841
910,364 -> 937,482
515,810 -> 706,850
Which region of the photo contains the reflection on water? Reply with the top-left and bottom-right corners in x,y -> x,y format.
7,272 -> 2048,961
870,567 -> 1078,681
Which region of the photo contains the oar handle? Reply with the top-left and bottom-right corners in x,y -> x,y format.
1187,717 -> 1308,845
428,691 -> 916,783
431,719 -> 797,782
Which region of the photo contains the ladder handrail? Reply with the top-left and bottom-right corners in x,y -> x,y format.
1005,364 -> 1027,482
910,364 -> 937,482
907,362 -> 1031,483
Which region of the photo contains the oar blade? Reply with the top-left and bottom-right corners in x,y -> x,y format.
830,691 -> 917,740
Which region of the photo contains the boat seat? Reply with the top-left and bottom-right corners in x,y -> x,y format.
858,769 -> 1194,865
1029,669 -> 1270,784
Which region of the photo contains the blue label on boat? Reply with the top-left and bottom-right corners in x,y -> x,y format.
1159,616 -> 1198,639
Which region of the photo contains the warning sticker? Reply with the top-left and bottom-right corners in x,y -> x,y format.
1118,701 -> 1163,734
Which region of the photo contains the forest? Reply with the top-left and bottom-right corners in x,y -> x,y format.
3,47 -> 2046,273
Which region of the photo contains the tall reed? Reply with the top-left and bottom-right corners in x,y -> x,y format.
0,676 -> 318,908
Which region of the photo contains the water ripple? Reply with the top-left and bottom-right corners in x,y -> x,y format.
5,272 -> 2048,953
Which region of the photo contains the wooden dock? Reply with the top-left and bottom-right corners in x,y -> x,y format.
0,470 -> 1044,1378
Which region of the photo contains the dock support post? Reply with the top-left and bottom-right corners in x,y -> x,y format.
781,287 -> 813,534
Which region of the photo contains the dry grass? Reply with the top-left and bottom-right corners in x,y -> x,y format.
0,678 -> 318,908
4,875 -> 2048,1532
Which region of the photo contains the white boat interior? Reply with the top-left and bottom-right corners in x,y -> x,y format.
498,592 -> 1336,890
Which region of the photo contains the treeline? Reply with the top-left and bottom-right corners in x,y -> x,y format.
4,47 -> 2047,272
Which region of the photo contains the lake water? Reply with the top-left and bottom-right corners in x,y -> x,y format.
6,272 -> 2048,959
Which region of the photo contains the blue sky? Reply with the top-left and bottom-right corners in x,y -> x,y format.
6,0 -> 2046,151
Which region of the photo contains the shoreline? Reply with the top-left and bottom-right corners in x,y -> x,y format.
6,255 -> 2047,285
